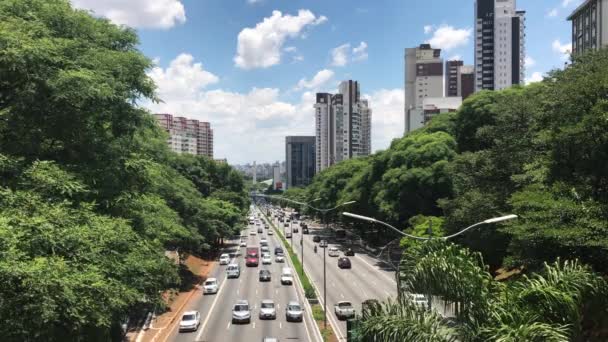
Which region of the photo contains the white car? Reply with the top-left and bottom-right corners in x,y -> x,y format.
328,247 -> 340,257
260,238 -> 268,246
281,267 -> 293,285
267,230 -> 273,235
262,253 -> 272,264
275,254 -> 285,263
250,231 -> 256,236
259,299 -> 276,320
219,253 -> 230,265
202,278 -> 219,294
261,246 -> 269,253
334,301 -> 355,320
232,300 -> 251,324
179,311 -> 200,332
285,301 -> 303,322
240,241 -> 247,247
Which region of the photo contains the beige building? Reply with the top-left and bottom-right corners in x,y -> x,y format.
154,114 -> 214,158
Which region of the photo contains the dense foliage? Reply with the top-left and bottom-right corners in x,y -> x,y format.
0,0 -> 247,340
293,48 -> 608,274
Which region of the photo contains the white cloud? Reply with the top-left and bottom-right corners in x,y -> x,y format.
352,41 -> 368,61
426,25 -> 472,51
423,25 -> 434,34
363,89 -> 404,152
284,46 -> 297,53
292,55 -> 304,63
147,53 -> 219,100
247,0 -> 263,4
331,43 -> 350,67
295,69 -> 334,90
525,55 -> 536,67
525,72 -> 544,85
234,10 -> 327,69
330,41 -> 368,66
448,55 -> 462,61
72,0 -> 186,29
562,0 -> 579,7
552,39 -> 572,60
547,8 -> 559,17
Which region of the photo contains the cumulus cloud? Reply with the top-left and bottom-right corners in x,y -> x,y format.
145,54 -> 320,163
426,25 -> 472,51
547,8 -> 559,17
525,72 -> 544,84
363,89 -> 404,152
525,55 -> 536,67
72,0 -> 186,29
423,25 -> 434,34
330,41 -> 368,66
552,39 -> 572,60
234,10 -> 327,69
295,69 -> 334,90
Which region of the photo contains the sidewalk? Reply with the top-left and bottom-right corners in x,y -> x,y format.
129,255 -> 216,342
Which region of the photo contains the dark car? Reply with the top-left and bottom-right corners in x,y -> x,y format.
302,227 -> 309,234
338,257 -> 351,269
344,248 -> 355,256
335,229 -> 346,239
312,235 -> 321,243
293,227 -> 298,233
274,247 -> 284,255
259,269 -> 271,282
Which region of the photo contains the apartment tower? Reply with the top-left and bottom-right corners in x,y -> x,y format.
154,114 -> 214,158
474,0 -> 526,91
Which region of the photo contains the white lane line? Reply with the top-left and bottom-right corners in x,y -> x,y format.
280,322 -> 282,329
253,322 -> 256,329
355,254 -> 396,284
237,289 -> 239,295
226,322 -> 231,330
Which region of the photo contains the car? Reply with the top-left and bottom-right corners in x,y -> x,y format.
281,267 -> 293,285
260,238 -> 268,246
227,263 -> 240,278
179,311 -> 201,332
285,301 -> 303,322
267,230 -> 273,235
275,254 -> 285,263
250,231 -> 256,236
232,300 -> 251,324
334,301 -> 356,320
219,253 -> 230,265
274,247 -> 284,255
261,246 -> 270,254
302,227 -> 309,234
293,227 -> 299,233
286,232 -> 292,238
258,228 -> 263,233
344,248 -> 355,256
262,253 -> 272,264
262,338 -> 278,342
319,240 -> 328,248
335,229 -> 347,239
312,235 -> 321,243
240,241 -> 247,247
259,299 -> 277,320
328,246 -> 340,257
202,278 -> 219,294
259,269 -> 271,282
338,257 -> 351,269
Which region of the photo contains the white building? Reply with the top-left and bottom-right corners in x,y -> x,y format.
475,0 -> 526,91
314,80 -> 372,173
404,44 -> 444,134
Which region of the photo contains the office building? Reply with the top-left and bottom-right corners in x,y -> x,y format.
285,136 -> 316,189
404,44 -> 444,133
568,0 -> 608,55
474,0 -> 526,91
154,114 -> 213,158
272,162 -> 282,190
446,61 -> 475,100
314,80 -> 372,173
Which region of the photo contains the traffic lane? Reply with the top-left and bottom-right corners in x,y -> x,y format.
169,238 -> 241,342
193,233 -> 257,341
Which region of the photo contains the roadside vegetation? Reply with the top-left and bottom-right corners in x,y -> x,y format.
282,48 -> 608,340
0,1 -> 248,340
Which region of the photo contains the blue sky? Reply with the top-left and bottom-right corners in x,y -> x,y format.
73,0 -> 580,164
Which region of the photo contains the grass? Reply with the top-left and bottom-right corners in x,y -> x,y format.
312,303 -> 326,321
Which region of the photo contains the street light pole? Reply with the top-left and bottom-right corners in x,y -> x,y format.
322,212 -> 328,328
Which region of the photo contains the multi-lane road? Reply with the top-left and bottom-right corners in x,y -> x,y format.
264,206 -> 398,341
167,207 -> 322,342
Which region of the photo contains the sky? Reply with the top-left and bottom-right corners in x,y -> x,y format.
71,0 -> 580,164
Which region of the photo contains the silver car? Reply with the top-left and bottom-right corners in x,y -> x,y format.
232,300 -> 251,324
259,299 -> 276,320
285,301 -> 303,322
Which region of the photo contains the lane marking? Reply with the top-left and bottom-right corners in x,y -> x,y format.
226,322 -> 231,330
253,322 -> 256,329
355,254 -> 396,284
280,322 -> 282,329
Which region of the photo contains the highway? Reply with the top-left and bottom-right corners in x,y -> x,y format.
167,207 -> 322,342
262,206 -> 398,341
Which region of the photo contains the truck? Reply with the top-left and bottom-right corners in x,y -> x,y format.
245,247 -> 259,267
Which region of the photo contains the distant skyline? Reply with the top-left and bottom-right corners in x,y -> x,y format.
72,0 -> 580,164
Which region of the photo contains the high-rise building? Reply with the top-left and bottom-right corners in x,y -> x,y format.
154,114 -> 214,158
568,0 -> 608,56
272,162 -> 282,190
475,0 -> 526,92
314,80 -> 372,173
285,136 -> 316,189
446,61 -> 475,100
404,44 -> 444,133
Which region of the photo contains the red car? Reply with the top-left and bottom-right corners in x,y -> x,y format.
246,247 -> 259,267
